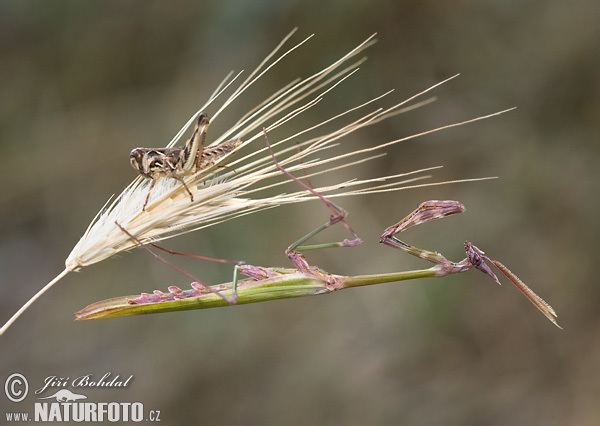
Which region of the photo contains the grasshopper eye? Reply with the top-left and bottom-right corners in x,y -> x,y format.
129,156 -> 139,170
129,149 -> 143,171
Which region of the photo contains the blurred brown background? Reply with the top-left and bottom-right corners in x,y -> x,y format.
1,1 -> 598,425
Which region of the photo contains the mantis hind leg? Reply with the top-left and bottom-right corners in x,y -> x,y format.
262,129 -> 362,273
147,239 -> 245,302
116,222 -> 236,304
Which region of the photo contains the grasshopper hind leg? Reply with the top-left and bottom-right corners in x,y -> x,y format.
184,113 -> 210,172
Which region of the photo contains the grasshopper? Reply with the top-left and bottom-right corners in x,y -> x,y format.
129,113 -> 241,211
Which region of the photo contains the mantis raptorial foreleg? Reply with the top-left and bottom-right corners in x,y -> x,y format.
379,200 -> 471,271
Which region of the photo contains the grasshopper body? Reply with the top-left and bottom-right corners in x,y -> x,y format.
129,114 -> 241,210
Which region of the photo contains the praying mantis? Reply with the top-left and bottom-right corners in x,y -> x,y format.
118,128 -> 559,328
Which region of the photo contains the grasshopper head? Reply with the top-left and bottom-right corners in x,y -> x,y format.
129,148 -> 145,172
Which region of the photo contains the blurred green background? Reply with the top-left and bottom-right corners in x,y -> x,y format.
1,1 -> 598,424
